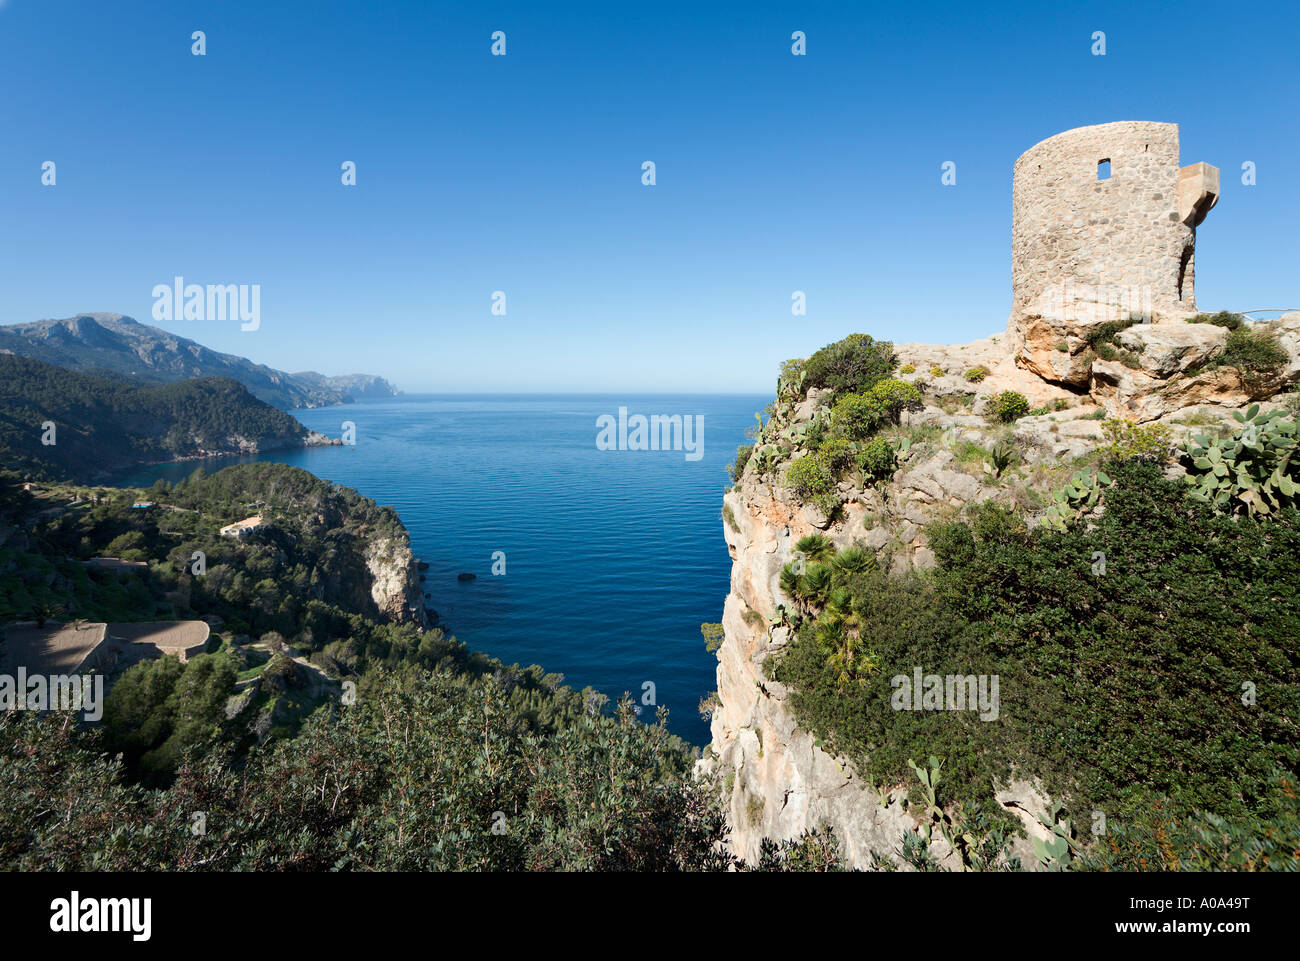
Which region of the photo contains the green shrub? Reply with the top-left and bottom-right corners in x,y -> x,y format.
785,454 -> 836,511
992,391 -> 1029,423
729,444 -> 754,482
900,363 -> 916,374
929,365 -> 944,377
830,393 -> 877,440
963,366 -> 988,382
866,379 -> 923,425
831,379 -> 923,440
817,437 -> 855,475
800,334 -> 898,396
1189,311 -> 1246,331
769,461 -> 1300,836
856,437 -> 897,483
1100,419 -> 1174,464
1219,327 -> 1289,376
700,623 -> 726,653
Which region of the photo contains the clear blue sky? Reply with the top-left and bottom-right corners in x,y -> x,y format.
1,0 -> 1296,392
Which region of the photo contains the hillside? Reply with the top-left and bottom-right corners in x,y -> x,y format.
0,354 -> 336,482
0,313 -> 398,409
0,465 -> 725,871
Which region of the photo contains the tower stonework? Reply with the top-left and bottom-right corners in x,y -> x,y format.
1007,121 -> 1219,386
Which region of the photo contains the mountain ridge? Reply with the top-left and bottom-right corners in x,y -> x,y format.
0,313 -> 398,410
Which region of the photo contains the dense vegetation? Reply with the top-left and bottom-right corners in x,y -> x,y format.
770,459 -> 1300,866
734,334 -> 921,514
1,674 -> 733,871
0,354 -> 310,482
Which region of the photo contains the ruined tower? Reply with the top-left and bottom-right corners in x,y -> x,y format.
1009,121 -> 1219,330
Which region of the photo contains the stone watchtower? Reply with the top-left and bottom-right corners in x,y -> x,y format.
1006,121 -> 1219,385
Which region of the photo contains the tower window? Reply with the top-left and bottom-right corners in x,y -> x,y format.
1098,159 -> 1111,180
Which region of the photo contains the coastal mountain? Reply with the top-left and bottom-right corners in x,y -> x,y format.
0,313 -> 398,410
0,354 -> 337,483
290,370 -> 401,401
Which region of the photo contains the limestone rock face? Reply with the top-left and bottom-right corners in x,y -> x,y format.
364,536 -> 427,626
707,461 -> 1060,869
1008,293 -> 1140,388
1269,316 -> 1300,381
1011,407 -> 1108,460
1115,322 -> 1225,377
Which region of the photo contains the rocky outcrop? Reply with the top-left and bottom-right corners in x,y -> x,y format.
364,535 -> 427,626
704,442 -> 1054,868
702,318 -> 1300,869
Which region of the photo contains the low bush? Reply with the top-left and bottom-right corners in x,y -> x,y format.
785,454 -> 837,512
963,366 -> 988,382
856,437 -> 897,483
800,334 -> 898,397
1219,327 -> 1289,376
992,391 -> 1029,423
817,437 -> 855,474
1189,311 -> 1246,331
1100,419 -> 1173,464
831,380 -> 923,440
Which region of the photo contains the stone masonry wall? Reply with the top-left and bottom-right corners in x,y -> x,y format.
1010,121 -> 1196,326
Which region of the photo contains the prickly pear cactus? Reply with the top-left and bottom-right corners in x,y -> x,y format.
1042,468 -> 1113,531
1181,404 -> 1299,517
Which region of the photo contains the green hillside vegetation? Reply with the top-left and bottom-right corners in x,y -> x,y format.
1,672 -> 733,871
758,338 -> 1300,870
0,463 -> 787,870
0,354 -> 310,482
1,464 -> 612,746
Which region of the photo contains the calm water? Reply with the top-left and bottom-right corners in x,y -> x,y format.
117,394 -> 766,745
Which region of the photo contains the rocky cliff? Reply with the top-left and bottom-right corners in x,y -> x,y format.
364,534 -> 428,627
702,313 -> 1300,869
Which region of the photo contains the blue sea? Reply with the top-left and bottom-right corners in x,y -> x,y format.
117,394 -> 767,745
